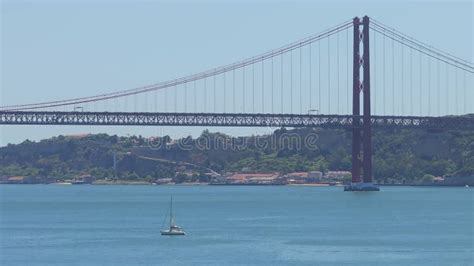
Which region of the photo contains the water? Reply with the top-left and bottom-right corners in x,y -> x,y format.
1,185 -> 473,265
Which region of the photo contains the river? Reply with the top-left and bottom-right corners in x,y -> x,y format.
1,185 -> 473,265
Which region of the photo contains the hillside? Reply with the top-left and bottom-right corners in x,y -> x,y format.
1,127 -> 473,183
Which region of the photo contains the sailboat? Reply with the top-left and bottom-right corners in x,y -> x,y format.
160,196 -> 186,236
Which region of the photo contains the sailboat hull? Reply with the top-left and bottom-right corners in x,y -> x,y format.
161,230 -> 186,236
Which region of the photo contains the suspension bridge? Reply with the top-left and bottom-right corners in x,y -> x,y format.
1,16 -> 473,190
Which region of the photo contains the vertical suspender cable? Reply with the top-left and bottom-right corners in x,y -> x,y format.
437,56 -> 440,116
253,63 -> 255,113
392,37 -> 395,115
173,83 -> 179,112
318,41 -> 321,113
223,72 -> 227,113
213,75 -> 216,113
446,64 -> 449,114
419,51 -> 422,116
194,81 -> 197,113
373,28 -> 376,115
428,57 -> 431,116
272,55 -> 274,114
410,47 -> 413,115
328,35 -> 331,114
347,27 -> 350,114
383,29 -> 386,116
309,43 -> 312,110
145,91 -> 148,112
233,69 -> 236,113
165,87 -> 168,112
401,40 -> 404,115
463,71 -> 466,114
337,32 -> 340,114
281,53 -> 284,113
392,35 -> 395,115
154,87 -> 157,112
243,66 -> 246,113
455,67 -> 458,115
184,82 -> 187,113
134,93 -> 137,112
290,50 -> 293,113
114,92 -> 117,112
300,44 -> 303,114
262,59 -> 265,113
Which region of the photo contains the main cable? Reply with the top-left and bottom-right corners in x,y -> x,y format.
1,20 -> 352,111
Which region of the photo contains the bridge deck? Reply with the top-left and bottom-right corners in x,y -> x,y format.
1,111 -> 473,130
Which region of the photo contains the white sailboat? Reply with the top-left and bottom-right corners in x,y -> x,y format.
161,196 -> 186,236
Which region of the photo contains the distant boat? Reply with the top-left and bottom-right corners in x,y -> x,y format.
161,196 -> 186,236
53,182 -> 72,185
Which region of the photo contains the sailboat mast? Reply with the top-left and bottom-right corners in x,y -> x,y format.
170,196 -> 173,226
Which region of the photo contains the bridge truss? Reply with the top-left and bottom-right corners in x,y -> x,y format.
1,111 -> 473,130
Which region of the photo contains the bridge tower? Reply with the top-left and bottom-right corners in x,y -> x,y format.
345,16 -> 379,191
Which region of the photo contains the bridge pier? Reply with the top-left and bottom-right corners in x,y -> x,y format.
345,16 -> 379,192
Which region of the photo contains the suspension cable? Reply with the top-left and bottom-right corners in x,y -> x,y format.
1,20 -> 352,111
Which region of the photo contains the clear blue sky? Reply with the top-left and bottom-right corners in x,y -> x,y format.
1,0 -> 472,146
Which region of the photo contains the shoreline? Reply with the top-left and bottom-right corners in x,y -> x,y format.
0,182 -> 470,187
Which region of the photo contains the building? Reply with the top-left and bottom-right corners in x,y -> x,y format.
223,172 -> 281,185
285,172 -> 308,184
284,171 -> 324,184
5,176 -> 25,184
308,171 -> 323,181
325,171 -> 351,180
73,174 -> 95,184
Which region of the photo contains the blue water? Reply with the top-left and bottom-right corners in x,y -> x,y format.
1,185 -> 473,265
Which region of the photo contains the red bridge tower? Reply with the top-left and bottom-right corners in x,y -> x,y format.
345,16 -> 379,191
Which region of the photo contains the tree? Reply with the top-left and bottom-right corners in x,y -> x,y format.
422,174 -> 435,184
174,173 -> 187,183
128,172 -> 139,180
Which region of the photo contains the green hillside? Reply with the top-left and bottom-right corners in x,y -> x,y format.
1,127 -> 473,183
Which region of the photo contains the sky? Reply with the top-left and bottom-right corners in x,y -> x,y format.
1,0 -> 473,146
